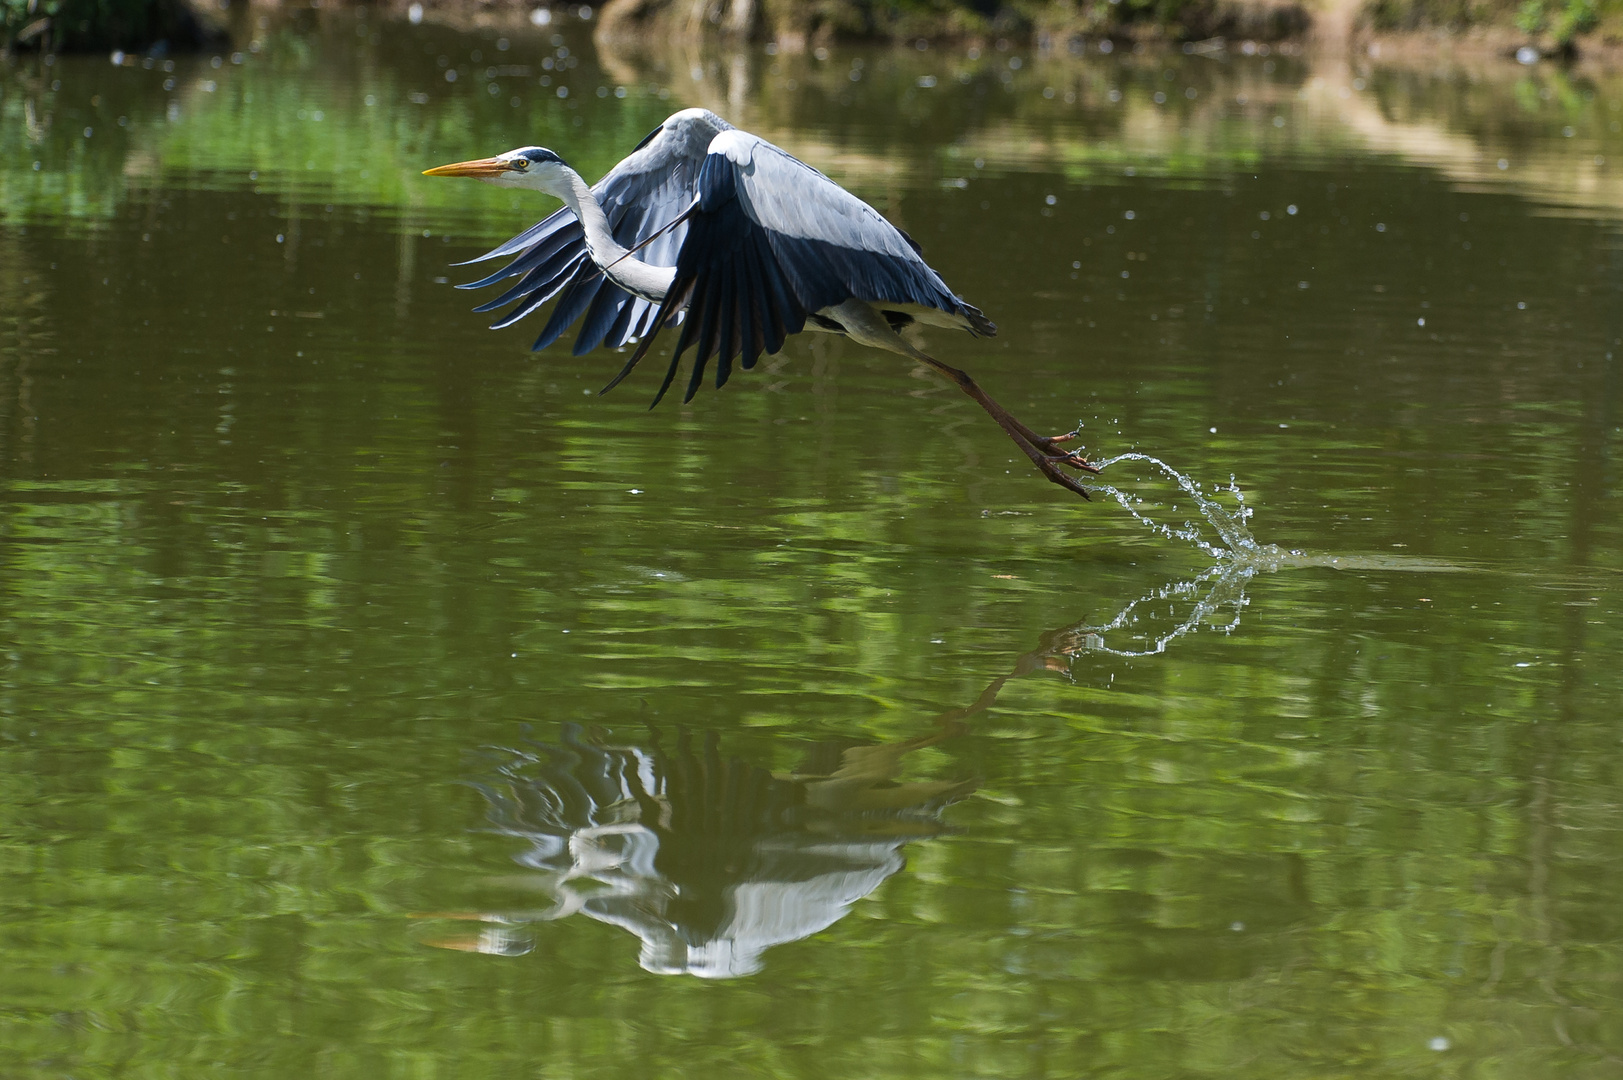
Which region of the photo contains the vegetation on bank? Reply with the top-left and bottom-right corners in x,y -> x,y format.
1,0 -> 221,51
1366,0 -> 1621,48
591,0 -> 1314,47
595,0 -> 1618,51
0,0 -> 1618,56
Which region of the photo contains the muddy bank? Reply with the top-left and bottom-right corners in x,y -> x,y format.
354,0 -> 1623,65
8,0 -> 1622,63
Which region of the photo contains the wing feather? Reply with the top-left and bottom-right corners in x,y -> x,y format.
486,255 -> 590,330
457,109 -> 732,351
530,262 -> 604,346
571,279 -> 633,356
471,231 -> 586,313
625,129 -> 990,404
711,260 -> 738,393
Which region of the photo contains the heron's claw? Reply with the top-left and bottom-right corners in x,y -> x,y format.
1028,432 -> 1094,467
1034,442 -> 1100,474
1059,452 -> 1102,475
1037,457 -> 1094,500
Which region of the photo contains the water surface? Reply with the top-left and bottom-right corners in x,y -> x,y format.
2,16 -> 1622,1077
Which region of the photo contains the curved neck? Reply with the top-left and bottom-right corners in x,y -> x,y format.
552,168 -> 675,302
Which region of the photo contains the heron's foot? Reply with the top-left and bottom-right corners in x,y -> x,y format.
1058,450 -> 1102,474
1030,437 -> 1101,475
1017,428 -> 1099,473
1034,452 -> 1095,500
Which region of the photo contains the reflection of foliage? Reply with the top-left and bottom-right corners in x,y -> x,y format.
0,29 -> 677,231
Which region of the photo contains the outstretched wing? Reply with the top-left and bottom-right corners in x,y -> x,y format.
622,129 -> 994,406
458,108 -> 732,356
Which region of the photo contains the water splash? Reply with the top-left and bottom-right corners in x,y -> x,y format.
1068,558 -> 1258,659
1087,451 -> 1290,567
1069,452 -> 1476,660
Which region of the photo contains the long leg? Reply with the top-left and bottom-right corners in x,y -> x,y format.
918,354 -> 1098,501
813,300 -> 1098,501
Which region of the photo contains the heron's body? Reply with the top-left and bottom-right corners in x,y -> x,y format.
425,108 -> 1095,498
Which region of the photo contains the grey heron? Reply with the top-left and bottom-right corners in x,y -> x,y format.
425,108 -> 1097,499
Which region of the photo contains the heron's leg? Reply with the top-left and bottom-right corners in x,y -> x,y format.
817,301 -> 1096,497
925,363 -> 1094,467
918,355 -> 1098,500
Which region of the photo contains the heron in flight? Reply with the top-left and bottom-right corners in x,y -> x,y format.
424,108 -> 1097,499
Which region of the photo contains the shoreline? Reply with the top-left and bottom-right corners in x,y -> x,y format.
6,0 -> 1622,68
361,0 -> 1623,68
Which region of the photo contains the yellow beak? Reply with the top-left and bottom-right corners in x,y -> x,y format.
422,157 -> 508,179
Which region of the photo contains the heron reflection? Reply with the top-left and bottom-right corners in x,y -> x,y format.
423,557 -> 1273,978
426,722 -> 975,978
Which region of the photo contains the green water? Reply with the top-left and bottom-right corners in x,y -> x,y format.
2,13 -> 1622,1076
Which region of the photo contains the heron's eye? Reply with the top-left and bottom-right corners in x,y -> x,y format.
509,158 -> 528,171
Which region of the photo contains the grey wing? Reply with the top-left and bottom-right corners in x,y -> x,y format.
727,133 -> 991,324
456,108 -> 732,356
622,129 -> 994,406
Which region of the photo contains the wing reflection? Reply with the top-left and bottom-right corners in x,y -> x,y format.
426,561 -> 1268,977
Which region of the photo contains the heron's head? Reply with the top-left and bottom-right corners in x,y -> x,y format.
422,146 -> 569,192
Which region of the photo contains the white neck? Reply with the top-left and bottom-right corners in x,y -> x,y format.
552,168 -> 676,302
